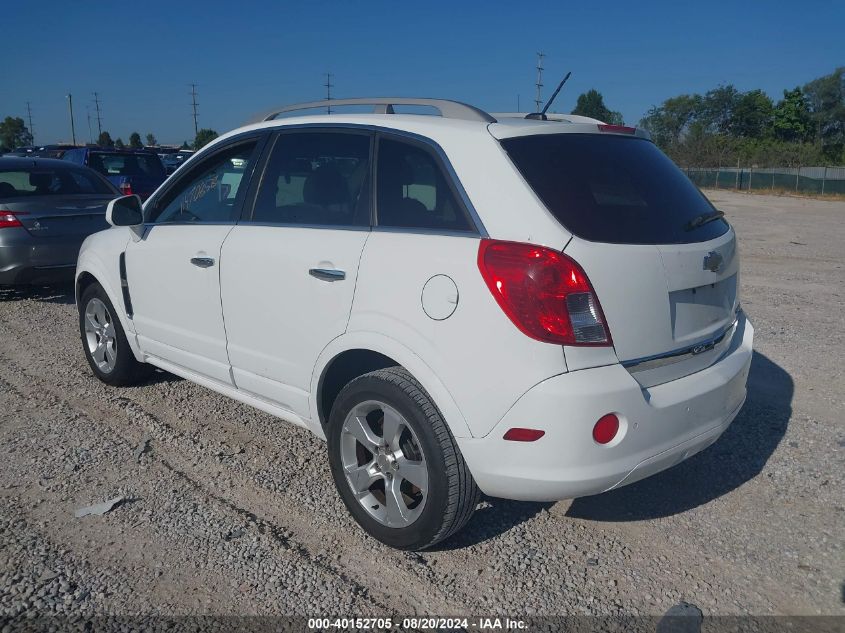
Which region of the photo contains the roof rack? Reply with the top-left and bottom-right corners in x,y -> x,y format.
248,98 -> 496,124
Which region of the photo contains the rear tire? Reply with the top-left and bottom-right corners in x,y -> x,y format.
78,283 -> 152,386
327,366 -> 479,550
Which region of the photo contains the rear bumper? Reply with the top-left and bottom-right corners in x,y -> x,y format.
458,313 -> 754,501
0,229 -> 82,284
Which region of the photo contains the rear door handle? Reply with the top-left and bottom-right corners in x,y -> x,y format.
190,257 -> 215,268
309,268 -> 346,282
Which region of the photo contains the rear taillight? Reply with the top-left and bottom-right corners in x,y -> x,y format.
477,239 -> 611,346
119,181 -> 133,195
0,211 -> 25,229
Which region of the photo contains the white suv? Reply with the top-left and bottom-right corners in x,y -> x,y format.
76,98 -> 753,550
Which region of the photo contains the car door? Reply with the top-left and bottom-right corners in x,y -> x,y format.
220,129 -> 372,418
125,135 -> 265,385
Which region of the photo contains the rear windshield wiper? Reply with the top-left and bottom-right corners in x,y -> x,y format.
685,210 -> 725,231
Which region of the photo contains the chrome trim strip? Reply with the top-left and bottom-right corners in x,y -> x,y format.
622,316 -> 739,373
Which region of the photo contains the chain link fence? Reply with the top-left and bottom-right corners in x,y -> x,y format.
684,166 -> 845,196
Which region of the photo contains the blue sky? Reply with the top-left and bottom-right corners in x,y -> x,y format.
4,0 -> 842,145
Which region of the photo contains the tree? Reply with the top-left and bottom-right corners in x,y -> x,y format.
773,88 -> 813,143
193,128 -> 218,149
145,133 -> 157,147
114,138 -> 125,149
803,67 -> 845,160
0,116 -> 33,149
571,89 -> 614,122
700,85 -> 740,135
181,140 -> 190,149
128,132 -> 142,149
639,94 -> 703,146
729,89 -> 774,138
97,131 -> 114,147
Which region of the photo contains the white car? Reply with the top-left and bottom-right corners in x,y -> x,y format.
75,98 -> 753,550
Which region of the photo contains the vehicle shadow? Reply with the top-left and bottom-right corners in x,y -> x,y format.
434,498 -> 553,550
0,282 -> 76,305
565,350 -> 791,521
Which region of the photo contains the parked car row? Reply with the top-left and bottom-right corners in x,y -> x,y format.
2,98 -> 753,551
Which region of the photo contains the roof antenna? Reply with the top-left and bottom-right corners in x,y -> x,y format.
526,71 -> 571,120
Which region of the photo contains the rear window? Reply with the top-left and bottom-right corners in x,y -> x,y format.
88,152 -> 165,178
501,134 -> 729,244
0,168 -> 116,198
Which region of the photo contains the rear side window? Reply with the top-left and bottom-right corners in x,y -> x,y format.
376,138 -> 473,232
501,134 -> 729,244
0,168 -> 115,198
252,132 -> 371,227
88,152 -> 165,178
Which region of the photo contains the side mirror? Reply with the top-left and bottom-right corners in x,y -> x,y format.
106,195 -> 144,227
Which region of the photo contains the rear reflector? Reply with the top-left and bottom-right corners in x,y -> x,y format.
593,414 -> 620,444
0,211 -> 24,229
503,428 -> 545,442
477,239 -> 611,346
598,124 -> 636,134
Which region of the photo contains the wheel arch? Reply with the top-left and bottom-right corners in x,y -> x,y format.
311,333 -> 473,439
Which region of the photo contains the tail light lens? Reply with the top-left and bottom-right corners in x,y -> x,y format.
0,211 -> 25,229
477,239 -> 611,346
119,181 -> 133,195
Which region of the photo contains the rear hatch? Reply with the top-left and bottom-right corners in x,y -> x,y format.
88,152 -> 166,199
501,131 -> 739,386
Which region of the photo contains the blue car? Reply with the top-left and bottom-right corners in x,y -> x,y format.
62,147 -> 166,200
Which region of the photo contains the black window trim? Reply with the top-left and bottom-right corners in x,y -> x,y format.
236,122 -> 486,237
241,126 -> 375,231
143,130 -> 269,226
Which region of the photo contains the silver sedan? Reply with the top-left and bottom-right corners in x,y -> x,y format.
0,157 -> 119,286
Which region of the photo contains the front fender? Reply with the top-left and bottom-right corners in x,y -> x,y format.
75,229 -> 142,362
309,331 -> 473,440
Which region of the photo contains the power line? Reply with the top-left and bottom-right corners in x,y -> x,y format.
92,92 -> 102,136
535,52 -> 545,112
325,73 -> 333,114
25,101 -> 34,144
189,83 -> 199,137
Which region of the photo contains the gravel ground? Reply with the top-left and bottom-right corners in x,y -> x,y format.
0,189 -> 843,620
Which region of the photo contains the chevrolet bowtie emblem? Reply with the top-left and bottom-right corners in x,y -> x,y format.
703,251 -> 723,273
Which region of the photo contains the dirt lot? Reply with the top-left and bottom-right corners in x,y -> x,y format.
1,190 -> 843,620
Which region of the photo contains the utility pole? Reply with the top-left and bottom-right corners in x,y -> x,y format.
92,92 -> 103,136
66,93 -> 77,145
86,106 -> 93,144
325,73 -> 333,114
189,83 -> 199,137
535,52 -> 545,112
25,101 -> 34,144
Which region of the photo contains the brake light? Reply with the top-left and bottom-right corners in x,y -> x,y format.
0,211 -> 25,229
119,181 -> 133,195
598,124 -> 636,134
477,239 -> 611,346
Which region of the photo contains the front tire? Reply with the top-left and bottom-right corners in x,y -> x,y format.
78,283 -> 152,386
327,366 -> 479,550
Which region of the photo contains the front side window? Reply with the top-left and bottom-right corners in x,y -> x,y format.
252,131 -> 371,226
150,142 -> 257,224
376,137 -> 472,232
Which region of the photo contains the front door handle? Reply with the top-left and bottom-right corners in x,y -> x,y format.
190,257 -> 215,268
309,268 -> 346,282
